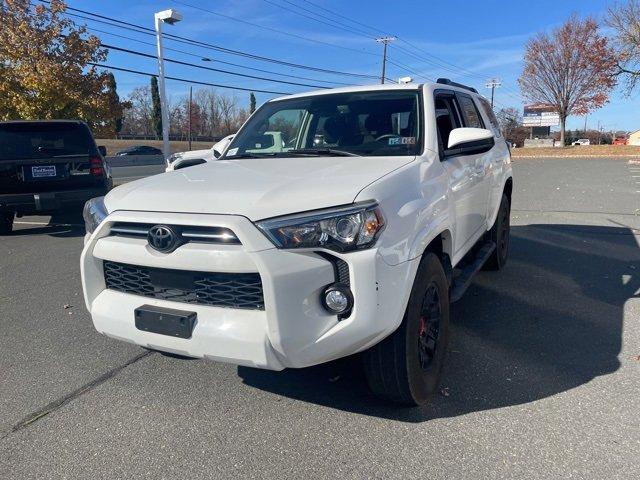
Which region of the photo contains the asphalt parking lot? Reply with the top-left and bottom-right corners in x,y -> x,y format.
1,157 -> 639,479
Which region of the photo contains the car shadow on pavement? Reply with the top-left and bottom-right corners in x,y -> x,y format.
238,224 -> 639,422
10,210 -> 85,238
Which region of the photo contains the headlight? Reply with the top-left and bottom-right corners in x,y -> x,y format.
256,201 -> 385,252
83,196 -> 108,234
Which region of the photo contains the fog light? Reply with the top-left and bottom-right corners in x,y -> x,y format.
321,284 -> 353,315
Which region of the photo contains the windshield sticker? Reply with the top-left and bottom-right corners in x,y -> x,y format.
226,147 -> 239,156
388,137 -> 416,146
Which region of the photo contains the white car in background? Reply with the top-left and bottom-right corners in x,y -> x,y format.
165,135 -> 234,172
572,138 -> 590,146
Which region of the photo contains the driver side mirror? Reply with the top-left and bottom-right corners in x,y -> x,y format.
445,128 -> 494,156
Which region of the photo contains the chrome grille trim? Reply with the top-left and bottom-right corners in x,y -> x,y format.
109,222 -> 241,245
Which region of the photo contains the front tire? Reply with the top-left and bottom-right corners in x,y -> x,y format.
363,253 -> 450,406
0,212 -> 14,235
483,193 -> 510,271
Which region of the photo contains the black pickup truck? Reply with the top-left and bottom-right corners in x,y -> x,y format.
0,120 -> 111,234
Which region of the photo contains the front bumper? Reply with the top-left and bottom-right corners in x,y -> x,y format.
0,187 -> 108,214
81,210 -> 419,370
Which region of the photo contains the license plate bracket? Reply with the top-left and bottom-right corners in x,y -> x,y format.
134,305 -> 196,339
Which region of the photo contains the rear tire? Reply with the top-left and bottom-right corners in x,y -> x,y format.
483,194 -> 510,271
363,252 -> 450,406
0,212 -> 14,235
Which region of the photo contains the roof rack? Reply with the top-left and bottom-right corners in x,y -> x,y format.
436,78 -> 478,94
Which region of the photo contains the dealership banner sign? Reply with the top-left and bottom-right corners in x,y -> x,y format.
523,104 -> 560,127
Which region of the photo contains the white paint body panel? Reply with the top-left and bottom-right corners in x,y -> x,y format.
81,83 -> 512,369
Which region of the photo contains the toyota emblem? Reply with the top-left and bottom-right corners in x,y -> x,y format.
148,225 -> 179,253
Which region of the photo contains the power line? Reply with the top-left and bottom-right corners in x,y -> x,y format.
101,42 -> 331,89
394,40 -> 523,99
87,63 -> 291,95
171,0 -> 379,57
385,58 -> 434,82
260,0 -> 375,39
298,0 -> 391,37
268,0 -> 523,100
36,0 -> 379,80
88,26 -> 351,86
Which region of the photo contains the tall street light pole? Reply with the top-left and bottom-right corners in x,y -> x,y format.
485,78 -> 501,108
154,9 -> 183,160
376,37 -> 396,84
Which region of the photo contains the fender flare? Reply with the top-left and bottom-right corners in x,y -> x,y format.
407,214 -> 453,262
487,176 -> 513,229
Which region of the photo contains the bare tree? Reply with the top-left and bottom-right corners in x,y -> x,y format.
606,0 -> 640,93
191,89 -> 211,137
217,93 -> 238,136
518,16 -> 618,146
118,86 -> 249,138
121,86 -> 152,136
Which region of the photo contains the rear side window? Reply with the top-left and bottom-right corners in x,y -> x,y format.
477,97 -> 502,137
457,95 -> 484,129
434,93 -> 462,150
0,123 -> 96,161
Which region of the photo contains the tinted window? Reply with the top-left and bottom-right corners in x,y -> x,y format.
434,94 -> 462,149
0,123 -> 95,161
225,91 -> 422,158
477,97 -> 502,137
457,95 -> 484,129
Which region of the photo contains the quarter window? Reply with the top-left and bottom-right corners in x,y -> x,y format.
477,97 -> 502,137
457,95 -> 484,129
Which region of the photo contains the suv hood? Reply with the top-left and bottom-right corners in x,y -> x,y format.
105,155 -> 413,220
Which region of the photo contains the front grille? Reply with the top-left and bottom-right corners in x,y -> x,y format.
103,261 -> 264,310
109,222 -> 241,245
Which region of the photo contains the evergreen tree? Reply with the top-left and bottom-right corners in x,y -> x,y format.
105,73 -> 124,135
249,92 -> 256,114
150,76 -> 162,139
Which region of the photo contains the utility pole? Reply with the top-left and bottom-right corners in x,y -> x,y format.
597,121 -> 602,145
376,37 -> 396,84
583,115 -> 588,135
485,78 -> 501,108
188,86 -> 192,150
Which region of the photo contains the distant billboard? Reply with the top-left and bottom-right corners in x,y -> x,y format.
523,103 -> 560,127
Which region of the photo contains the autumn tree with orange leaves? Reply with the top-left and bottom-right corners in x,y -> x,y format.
0,0 -> 124,136
519,17 -> 618,146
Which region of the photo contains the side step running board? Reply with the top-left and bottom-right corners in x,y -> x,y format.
450,241 -> 496,303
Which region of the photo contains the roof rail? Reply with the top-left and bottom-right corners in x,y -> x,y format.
436,78 -> 478,94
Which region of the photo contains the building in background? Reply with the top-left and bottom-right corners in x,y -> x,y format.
628,130 -> 640,146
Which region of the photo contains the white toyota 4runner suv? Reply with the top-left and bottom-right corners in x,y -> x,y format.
81,80 -> 513,406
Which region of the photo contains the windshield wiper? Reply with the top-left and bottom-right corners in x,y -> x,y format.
222,153 -> 263,159
224,152 -> 299,160
286,148 -> 361,157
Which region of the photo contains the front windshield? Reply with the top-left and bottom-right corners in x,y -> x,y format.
223,90 -> 421,158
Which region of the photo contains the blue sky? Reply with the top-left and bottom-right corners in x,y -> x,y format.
74,0 -> 638,131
